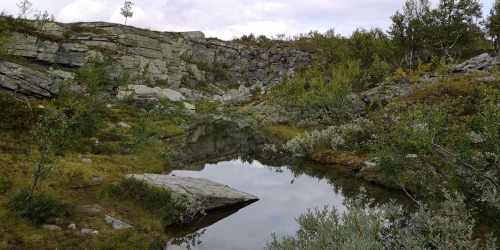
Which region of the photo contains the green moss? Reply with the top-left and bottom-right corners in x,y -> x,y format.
263,125 -> 303,142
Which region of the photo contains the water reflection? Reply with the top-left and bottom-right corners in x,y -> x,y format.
169,119 -> 265,170
166,160 -> 347,250
165,120 -> 411,249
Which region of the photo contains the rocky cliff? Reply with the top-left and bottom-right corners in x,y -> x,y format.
0,21 -> 311,98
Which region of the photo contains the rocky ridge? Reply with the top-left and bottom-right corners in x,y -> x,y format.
0,21 -> 311,99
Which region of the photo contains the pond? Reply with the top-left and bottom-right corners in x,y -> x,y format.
164,119 -> 410,250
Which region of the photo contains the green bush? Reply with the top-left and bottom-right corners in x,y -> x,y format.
0,91 -> 41,131
7,190 -> 69,225
371,96 -> 500,217
0,16 -> 13,56
77,55 -> 114,95
267,61 -> 362,125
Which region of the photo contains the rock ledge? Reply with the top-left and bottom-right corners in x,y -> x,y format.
126,174 -> 259,211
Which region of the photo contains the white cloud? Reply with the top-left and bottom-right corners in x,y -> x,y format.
1,0 -> 496,40
58,0 -> 116,22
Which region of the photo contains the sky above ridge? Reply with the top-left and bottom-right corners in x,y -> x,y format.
1,0 -> 495,40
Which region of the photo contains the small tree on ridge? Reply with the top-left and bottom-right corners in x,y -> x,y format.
121,1 -> 133,25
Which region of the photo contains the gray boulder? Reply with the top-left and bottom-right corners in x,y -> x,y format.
42,224 -> 62,230
117,85 -> 184,103
361,83 -> 414,105
105,215 -> 132,229
454,53 -> 500,73
126,174 -> 259,211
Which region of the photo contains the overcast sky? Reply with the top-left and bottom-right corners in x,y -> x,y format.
1,0 -> 495,40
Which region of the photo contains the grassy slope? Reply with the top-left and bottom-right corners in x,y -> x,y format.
0,93 -> 191,248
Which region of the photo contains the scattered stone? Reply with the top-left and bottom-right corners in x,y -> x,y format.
183,102 -> 196,112
155,88 -> 184,102
126,174 -> 259,211
406,154 -> 419,159
82,158 -> 93,163
38,105 -> 46,109
67,223 -> 77,230
81,228 -> 99,234
363,160 -> 379,168
105,215 -> 133,229
471,76 -> 496,83
92,175 -> 102,182
106,104 -> 114,108
42,224 -> 61,230
118,122 -> 131,128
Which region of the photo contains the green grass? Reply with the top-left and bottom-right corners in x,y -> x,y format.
263,125 -> 304,142
0,83 -> 193,248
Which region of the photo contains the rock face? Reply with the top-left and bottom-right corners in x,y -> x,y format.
454,53 -> 500,73
0,61 -> 59,97
126,174 -> 259,211
3,21 -> 311,98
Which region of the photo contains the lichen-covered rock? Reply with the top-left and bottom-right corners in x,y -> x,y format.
0,61 -> 58,97
454,53 -> 500,73
117,85 -> 185,103
4,21 -> 311,97
126,174 -> 259,211
360,83 -> 414,105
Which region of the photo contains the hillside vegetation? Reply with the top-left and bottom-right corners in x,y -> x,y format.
0,0 -> 499,249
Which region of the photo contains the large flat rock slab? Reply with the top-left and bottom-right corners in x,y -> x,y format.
126,174 -> 259,211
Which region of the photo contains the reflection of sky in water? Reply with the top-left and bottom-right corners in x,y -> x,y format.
166,159 -> 346,250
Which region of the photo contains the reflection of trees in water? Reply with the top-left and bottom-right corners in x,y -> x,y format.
260,156 -> 413,208
169,229 -> 206,250
170,118 -> 412,209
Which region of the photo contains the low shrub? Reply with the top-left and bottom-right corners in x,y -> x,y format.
266,189 -> 497,249
284,118 -> 372,156
266,61 -> 363,126
7,189 -> 69,225
0,91 -> 41,131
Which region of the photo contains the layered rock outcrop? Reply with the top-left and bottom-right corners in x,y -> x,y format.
454,53 -> 500,73
1,21 -> 311,98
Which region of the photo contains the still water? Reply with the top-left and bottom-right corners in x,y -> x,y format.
165,159 -> 400,250
164,119 -> 409,249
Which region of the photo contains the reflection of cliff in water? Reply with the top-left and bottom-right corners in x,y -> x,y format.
169,118 -> 413,208
169,119 -> 266,171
